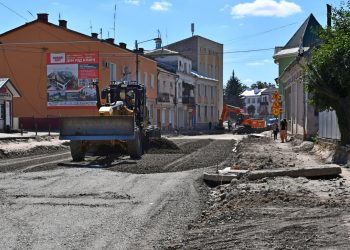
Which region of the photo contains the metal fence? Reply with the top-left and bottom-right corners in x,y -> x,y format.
319,110 -> 341,140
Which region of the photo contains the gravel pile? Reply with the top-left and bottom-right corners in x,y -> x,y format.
108,139 -> 236,174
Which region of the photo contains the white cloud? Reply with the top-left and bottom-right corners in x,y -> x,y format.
125,0 -> 140,5
231,0 -> 302,18
247,59 -> 273,66
243,79 -> 254,85
151,1 -> 172,11
247,62 -> 265,66
220,4 -> 230,12
263,59 -> 273,63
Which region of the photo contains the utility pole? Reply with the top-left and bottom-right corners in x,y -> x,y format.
135,40 -> 139,83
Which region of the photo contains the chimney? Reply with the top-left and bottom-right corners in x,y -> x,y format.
119,42 -> 127,49
327,4 -> 332,28
37,13 -> 48,23
59,19 -> 67,28
105,38 -> 115,44
91,32 -> 98,39
155,37 -> 162,49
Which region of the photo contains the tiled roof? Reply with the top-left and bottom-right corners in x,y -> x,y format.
284,14 -> 322,49
0,78 -> 21,97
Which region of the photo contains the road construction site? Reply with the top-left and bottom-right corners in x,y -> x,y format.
1,132 -> 350,249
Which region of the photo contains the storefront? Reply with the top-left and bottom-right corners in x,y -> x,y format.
0,78 -> 21,132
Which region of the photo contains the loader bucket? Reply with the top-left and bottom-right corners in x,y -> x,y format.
59,115 -> 135,141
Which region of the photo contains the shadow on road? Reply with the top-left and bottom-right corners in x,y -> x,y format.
58,154 -> 137,169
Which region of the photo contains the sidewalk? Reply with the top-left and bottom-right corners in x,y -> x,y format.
0,131 -> 59,140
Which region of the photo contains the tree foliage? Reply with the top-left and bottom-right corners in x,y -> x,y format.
247,105 -> 256,116
304,1 -> 350,145
224,70 -> 247,108
250,81 -> 275,89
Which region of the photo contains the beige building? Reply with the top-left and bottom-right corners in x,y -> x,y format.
166,35 -> 223,120
192,72 -> 218,129
145,48 -> 195,129
155,65 -> 177,130
279,56 -> 318,139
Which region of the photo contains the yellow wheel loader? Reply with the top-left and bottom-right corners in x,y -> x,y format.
59,81 -> 158,161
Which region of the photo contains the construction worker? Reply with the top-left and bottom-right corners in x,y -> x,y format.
228,120 -> 232,131
272,121 -> 279,140
280,118 -> 288,143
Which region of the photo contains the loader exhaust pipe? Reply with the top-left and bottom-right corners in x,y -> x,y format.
93,81 -> 101,109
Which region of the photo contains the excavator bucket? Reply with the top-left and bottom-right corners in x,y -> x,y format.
59,116 -> 135,141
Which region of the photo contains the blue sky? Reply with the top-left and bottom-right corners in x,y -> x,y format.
0,0 -> 345,86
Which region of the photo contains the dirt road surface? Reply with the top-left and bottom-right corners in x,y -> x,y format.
1,133 -> 350,249
0,134 -> 240,249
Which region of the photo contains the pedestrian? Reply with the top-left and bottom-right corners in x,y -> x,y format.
208,121 -> 212,130
280,118 -> 288,143
272,121 -> 279,140
227,120 -> 232,131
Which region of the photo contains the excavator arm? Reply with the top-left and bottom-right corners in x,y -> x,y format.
219,104 -> 244,126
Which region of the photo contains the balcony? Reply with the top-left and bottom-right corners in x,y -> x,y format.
157,93 -> 170,103
182,96 -> 195,105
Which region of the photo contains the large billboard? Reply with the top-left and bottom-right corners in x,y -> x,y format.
47,52 -> 99,107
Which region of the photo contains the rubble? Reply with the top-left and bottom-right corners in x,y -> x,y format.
163,135 -> 350,249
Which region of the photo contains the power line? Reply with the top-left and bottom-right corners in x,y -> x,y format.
224,48 -> 275,54
0,1 -> 28,21
1,41 -> 275,55
224,21 -> 301,44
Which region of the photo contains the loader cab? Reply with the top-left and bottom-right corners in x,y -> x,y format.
101,82 -> 135,109
99,81 -> 146,129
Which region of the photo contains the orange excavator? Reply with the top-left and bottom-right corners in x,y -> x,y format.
217,104 -> 266,129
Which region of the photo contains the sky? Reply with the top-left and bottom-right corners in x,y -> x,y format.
0,0 -> 345,87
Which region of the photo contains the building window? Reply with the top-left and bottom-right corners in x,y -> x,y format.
252,98 -> 255,104
144,72 -> 148,88
198,85 -> 201,96
150,104 -> 154,119
162,109 -> 165,125
247,98 -> 250,104
198,105 -> 201,117
0,104 -> 4,120
211,86 -> 214,98
184,62 -> 187,73
204,106 -> 207,118
211,106 -> 214,117
109,63 -> 116,81
150,74 -> 155,88
204,85 -> 207,97
137,72 -> 141,84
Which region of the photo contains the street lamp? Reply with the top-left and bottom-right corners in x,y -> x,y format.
134,37 -> 162,83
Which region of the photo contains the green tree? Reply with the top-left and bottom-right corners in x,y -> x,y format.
247,105 -> 256,116
304,2 -> 350,145
224,70 -> 247,107
251,81 -> 275,89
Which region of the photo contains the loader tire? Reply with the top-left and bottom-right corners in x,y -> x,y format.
127,129 -> 142,159
70,140 -> 86,161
